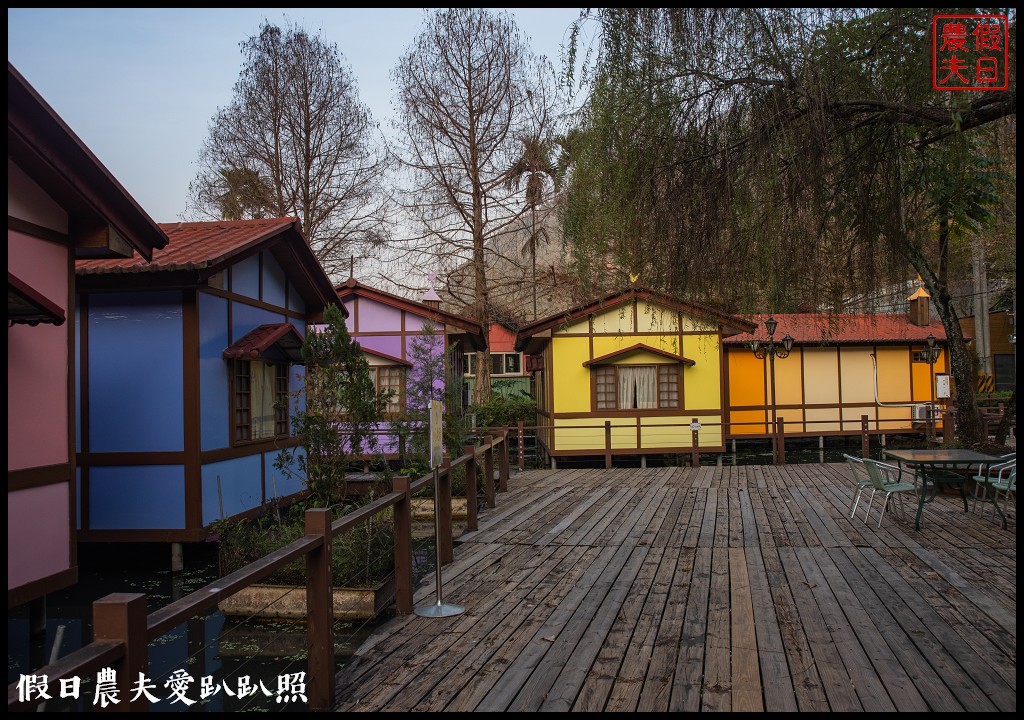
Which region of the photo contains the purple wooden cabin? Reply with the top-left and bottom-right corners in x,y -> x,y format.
331,279 -> 485,460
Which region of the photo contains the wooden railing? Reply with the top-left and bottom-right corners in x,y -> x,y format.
8,432 -> 511,713
481,414 -> 954,471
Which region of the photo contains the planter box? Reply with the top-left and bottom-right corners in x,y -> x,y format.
411,497 -> 468,520
218,575 -> 395,620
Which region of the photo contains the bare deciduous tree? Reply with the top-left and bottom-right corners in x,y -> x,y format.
392,8 -> 559,404
188,20 -> 391,280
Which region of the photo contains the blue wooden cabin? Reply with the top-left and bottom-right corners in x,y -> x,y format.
75,218 -> 343,542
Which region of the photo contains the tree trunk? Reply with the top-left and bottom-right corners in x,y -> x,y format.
926,272 -> 985,446
470,167 -> 491,406
472,350 -> 491,408
531,205 -> 538,320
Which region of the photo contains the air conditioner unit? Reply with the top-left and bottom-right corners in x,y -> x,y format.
912,404 -> 933,422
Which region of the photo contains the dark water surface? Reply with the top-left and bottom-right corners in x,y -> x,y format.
9,537 -> 440,712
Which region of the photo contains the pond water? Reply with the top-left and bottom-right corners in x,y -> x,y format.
8,533 -> 442,712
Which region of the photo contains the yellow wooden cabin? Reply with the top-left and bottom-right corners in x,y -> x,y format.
516,287 -> 755,462
517,285 -> 951,463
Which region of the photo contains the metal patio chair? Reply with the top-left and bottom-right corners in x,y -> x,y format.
972,458 -> 1017,522
843,454 -> 874,521
862,458 -> 918,529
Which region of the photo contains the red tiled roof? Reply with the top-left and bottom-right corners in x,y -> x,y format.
724,314 -> 949,345
76,218 -> 299,274
223,323 -> 305,363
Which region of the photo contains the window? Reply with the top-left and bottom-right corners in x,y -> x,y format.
593,365 -> 679,410
464,352 -> 523,376
491,352 -> 522,376
658,366 -> 678,407
371,366 -> 405,414
234,359 -> 289,442
595,366 -> 616,410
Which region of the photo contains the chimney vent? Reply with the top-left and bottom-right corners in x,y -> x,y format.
907,282 -> 930,327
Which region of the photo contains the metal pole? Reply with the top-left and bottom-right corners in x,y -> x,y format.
769,352 -> 778,464
414,466 -> 464,618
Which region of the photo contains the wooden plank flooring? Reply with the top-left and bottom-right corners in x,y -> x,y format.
334,465 -> 1017,712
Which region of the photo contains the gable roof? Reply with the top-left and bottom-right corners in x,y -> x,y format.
360,346 -> 413,368
583,343 -> 696,367
516,286 -> 756,352
337,278 -> 485,349
76,218 -> 343,315
723,314 -> 949,346
8,62 -> 168,261
223,323 -> 305,363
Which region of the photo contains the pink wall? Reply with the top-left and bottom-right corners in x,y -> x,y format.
7,484 -> 71,590
8,231 -> 70,471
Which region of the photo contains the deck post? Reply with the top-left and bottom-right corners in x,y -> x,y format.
438,457 -> 453,564
941,408 -> 954,446
517,421 -> 525,471
691,418 -> 700,468
92,593 -> 147,711
392,476 -> 414,614
464,445 -> 478,531
776,417 -> 786,465
304,508 -> 334,711
499,430 -> 510,492
483,435 -> 496,508
861,415 -> 870,457
605,421 -> 613,469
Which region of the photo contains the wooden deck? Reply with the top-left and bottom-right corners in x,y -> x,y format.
333,465 -> 1017,712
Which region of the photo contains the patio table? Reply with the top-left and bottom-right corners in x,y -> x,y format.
882,448 -> 1006,530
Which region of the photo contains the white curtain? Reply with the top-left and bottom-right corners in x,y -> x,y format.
617,366 -> 657,409
636,367 -> 657,408
252,360 -> 276,439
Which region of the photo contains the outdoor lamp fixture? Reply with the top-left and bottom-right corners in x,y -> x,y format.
749,316 -> 794,360
750,316 -> 794,464
925,334 -> 941,364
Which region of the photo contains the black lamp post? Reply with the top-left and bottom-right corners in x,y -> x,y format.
925,334 -> 941,440
750,316 -> 794,463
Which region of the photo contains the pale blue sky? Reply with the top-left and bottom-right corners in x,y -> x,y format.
8,8 -> 586,223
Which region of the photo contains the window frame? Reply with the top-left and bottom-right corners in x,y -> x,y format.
592,363 -> 681,411
232,358 -> 291,445
371,364 -> 406,415
490,351 -> 523,377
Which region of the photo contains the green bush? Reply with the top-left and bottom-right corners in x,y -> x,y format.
215,498 -> 394,588
468,395 -> 537,428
